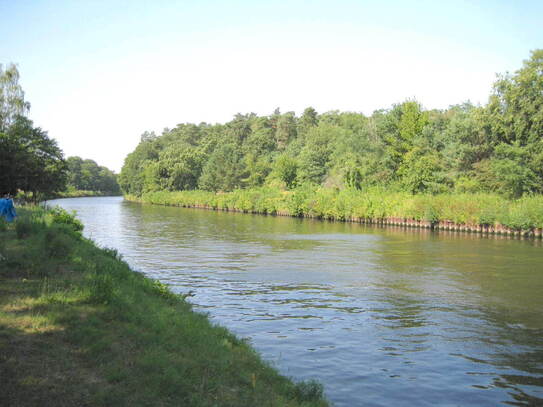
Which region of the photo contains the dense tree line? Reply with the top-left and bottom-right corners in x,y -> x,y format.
65,156 -> 120,194
0,63 -> 66,198
116,49 -> 537,199
0,63 -> 120,198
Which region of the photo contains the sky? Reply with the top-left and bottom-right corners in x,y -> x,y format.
1,0 -> 542,172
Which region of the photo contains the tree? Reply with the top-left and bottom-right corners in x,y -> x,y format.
398,147 -> 447,194
198,143 -> 246,191
117,49 -> 543,198
275,112 -> 297,150
379,101 -> 428,175
297,124 -> 338,184
66,156 -> 120,194
484,142 -> 540,198
118,135 -> 161,195
157,143 -> 205,190
485,49 -> 543,146
0,63 -> 30,132
0,116 -> 66,197
226,113 -> 254,144
272,153 -> 298,189
244,117 -> 277,156
298,107 -> 318,137
0,65 -> 66,198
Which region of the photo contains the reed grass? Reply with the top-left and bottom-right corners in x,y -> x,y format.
129,187 -> 543,233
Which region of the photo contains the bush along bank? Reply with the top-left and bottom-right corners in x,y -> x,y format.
0,206 -> 328,407
127,187 -> 543,238
52,189 -> 122,198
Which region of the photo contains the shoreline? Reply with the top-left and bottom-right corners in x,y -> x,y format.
49,190 -> 122,199
125,189 -> 543,239
0,206 -> 328,406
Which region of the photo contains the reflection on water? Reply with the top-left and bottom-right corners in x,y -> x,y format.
50,196 -> 543,407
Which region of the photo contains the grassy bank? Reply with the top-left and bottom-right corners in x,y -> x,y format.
127,187 -> 543,235
14,190 -> 121,203
52,190 -> 122,198
0,207 -> 328,406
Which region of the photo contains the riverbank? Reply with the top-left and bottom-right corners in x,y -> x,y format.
13,190 -> 121,203
127,187 -> 543,237
0,207 -> 328,406
52,190 -> 122,199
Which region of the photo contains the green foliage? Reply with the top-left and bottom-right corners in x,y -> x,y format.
119,50 -> 543,202
134,187 -> 543,232
488,142 -> 540,198
48,206 -> 84,234
148,279 -> 180,303
44,224 -> 75,259
486,49 -> 543,146
157,143 -> 205,191
199,143 -> 246,192
118,134 -> 160,195
398,148 -> 448,194
273,153 -> 298,189
276,112 -> 297,149
290,380 -> 325,403
0,65 -> 66,198
296,124 -> 337,184
66,156 -> 120,194
87,270 -> 116,304
0,63 -> 30,132
15,216 -> 39,239
0,116 -> 66,197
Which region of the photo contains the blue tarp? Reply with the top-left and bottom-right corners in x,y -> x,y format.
0,198 -> 17,222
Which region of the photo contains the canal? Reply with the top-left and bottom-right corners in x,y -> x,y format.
50,196 -> 543,406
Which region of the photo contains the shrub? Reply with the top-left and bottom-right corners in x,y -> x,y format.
148,279 -> 180,303
49,207 -> 84,234
290,379 -> 325,403
102,247 -> 123,261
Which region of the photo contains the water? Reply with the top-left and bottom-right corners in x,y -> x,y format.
50,196 -> 543,406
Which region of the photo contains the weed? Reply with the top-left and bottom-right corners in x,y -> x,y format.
102,247 -> 123,261
291,379 -> 326,403
15,217 -> 41,238
49,206 -> 84,234
87,271 -> 116,304
45,224 -> 75,259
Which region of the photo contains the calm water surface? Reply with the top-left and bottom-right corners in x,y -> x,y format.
50,196 -> 543,407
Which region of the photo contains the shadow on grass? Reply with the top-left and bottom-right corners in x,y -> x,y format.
0,319 -> 101,407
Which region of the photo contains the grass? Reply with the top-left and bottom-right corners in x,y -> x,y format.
0,206 -> 328,407
129,187 -> 543,232
52,190 -> 122,198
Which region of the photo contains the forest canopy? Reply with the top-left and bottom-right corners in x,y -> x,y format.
65,156 -> 121,195
120,50 -> 543,199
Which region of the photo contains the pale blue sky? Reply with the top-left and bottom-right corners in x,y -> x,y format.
1,0 -> 542,172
